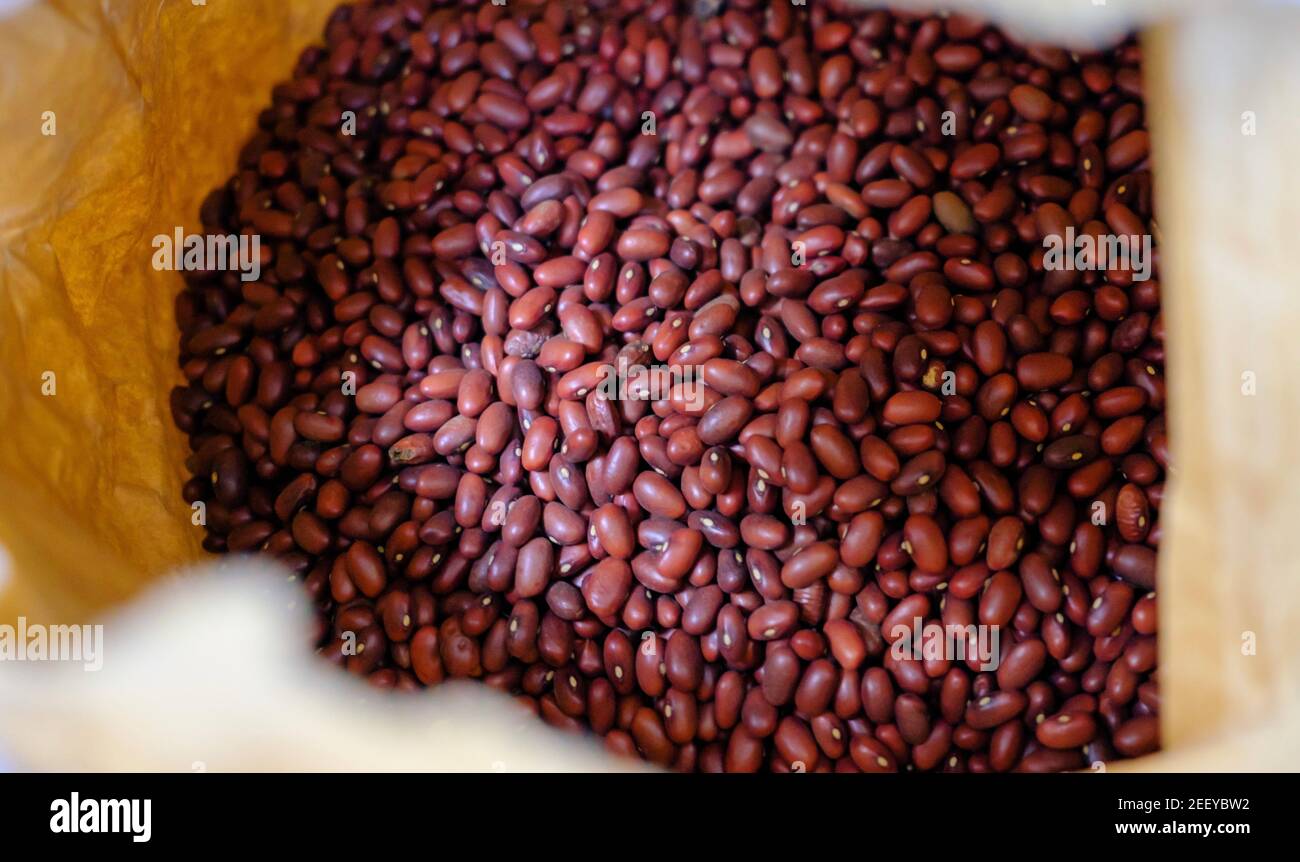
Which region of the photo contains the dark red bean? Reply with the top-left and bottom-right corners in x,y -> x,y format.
175,5 -> 1162,775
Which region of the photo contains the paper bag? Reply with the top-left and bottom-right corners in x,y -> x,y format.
0,0 -> 1297,771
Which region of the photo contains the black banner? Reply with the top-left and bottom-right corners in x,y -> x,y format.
0,772 -> 1286,848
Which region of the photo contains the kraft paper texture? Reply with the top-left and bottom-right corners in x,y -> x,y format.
0,0 -> 1296,771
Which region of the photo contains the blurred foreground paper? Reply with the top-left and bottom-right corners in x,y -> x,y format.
0,563 -> 641,772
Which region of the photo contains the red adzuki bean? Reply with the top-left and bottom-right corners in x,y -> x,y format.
173,0 -> 1163,773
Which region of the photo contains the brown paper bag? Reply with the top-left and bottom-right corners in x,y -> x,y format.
0,0 -> 1296,770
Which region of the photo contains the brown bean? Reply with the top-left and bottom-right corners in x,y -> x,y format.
178,6 -> 1162,775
